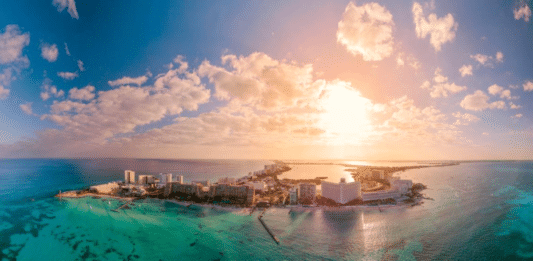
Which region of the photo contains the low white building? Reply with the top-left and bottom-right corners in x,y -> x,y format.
321,178 -> 362,204
90,182 -> 119,194
392,179 -> 413,194
217,177 -> 236,185
248,181 -> 267,192
362,190 -> 401,202
192,180 -> 210,187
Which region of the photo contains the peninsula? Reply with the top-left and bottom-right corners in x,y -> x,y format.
56,161 -> 457,210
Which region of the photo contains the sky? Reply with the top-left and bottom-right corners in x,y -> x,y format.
0,0 -> 532,160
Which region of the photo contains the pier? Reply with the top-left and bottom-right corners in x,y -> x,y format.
257,209 -> 280,245
111,201 -> 133,212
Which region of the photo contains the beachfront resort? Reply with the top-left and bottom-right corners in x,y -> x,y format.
58,161 -> 433,209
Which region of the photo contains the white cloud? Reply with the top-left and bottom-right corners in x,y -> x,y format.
460,90 -> 506,111
0,68 -> 14,100
20,102 -> 33,115
510,102 -> 522,109
57,71 -> 78,80
377,96 -> 461,144
459,64 -> 473,77
512,113 -> 523,118
0,68 -> 13,86
108,75 -> 148,86
488,84 -> 503,96
41,60 -> 211,144
452,112 -> 480,126
496,51 -> 504,62
0,25 -> 30,65
421,68 -> 466,98
470,54 -> 489,65
412,2 -> 458,51
524,81 -> 533,91
470,51 -> 504,67
64,43 -> 70,56
68,85 -> 95,100
396,52 -> 421,69
77,60 -> 84,71
40,78 -> 64,101
337,2 -> 395,61
198,52 -> 317,111
41,43 -> 58,62
514,3 -> 531,22
396,55 -> 404,66
0,85 -> 9,100
52,0 -> 79,19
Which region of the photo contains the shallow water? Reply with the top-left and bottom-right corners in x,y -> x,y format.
1,159 -> 533,260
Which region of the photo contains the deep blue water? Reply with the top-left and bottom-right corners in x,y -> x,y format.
1,159 -> 533,260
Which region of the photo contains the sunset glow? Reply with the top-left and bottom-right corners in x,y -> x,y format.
0,1 -> 532,160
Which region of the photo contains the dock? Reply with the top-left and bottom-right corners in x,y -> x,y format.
111,202 -> 132,212
249,206 -> 256,216
257,209 -> 280,245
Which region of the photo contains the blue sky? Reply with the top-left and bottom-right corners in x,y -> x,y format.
0,0 -> 532,160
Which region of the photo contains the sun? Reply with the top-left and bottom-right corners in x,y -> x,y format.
318,81 -> 374,145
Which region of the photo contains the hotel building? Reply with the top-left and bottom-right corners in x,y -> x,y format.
124,170 -> 135,184
298,183 -> 317,203
321,178 -> 362,204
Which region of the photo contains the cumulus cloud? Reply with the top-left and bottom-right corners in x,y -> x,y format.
198,52 -> 317,111
412,2 -> 458,51
0,85 -> 9,100
41,43 -> 58,62
376,96 -> 461,144
40,78 -> 64,101
41,60 -> 211,143
337,2 -> 395,61
52,0 -> 79,19
108,75 -> 148,86
470,51 -> 504,67
460,90 -> 506,111
420,68 -> 466,98
396,52 -> 421,69
459,64 -> 473,77
524,81 -> 533,91
512,113 -> 523,118
488,84 -> 516,100
496,51 -> 504,62
0,68 -> 14,100
68,85 -> 95,100
452,112 -> 479,125
0,25 -> 30,65
510,102 -> 522,109
77,60 -> 84,71
57,71 -> 78,80
514,2 -> 531,22
20,102 -> 34,115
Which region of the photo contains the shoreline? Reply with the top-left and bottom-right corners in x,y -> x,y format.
56,192 -> 426,214
55,161 -> 445,213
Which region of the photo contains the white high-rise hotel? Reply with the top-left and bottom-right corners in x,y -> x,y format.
321,178 -> 362,204
124,170 -> 135,184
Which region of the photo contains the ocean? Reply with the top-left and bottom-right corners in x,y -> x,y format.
1,159 -> 533,260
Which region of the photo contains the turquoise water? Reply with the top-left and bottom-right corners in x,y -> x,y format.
1,159 -> 533,260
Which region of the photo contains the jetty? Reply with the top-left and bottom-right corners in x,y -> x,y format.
258,209 -> 280,245
111,202 -> 133,212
